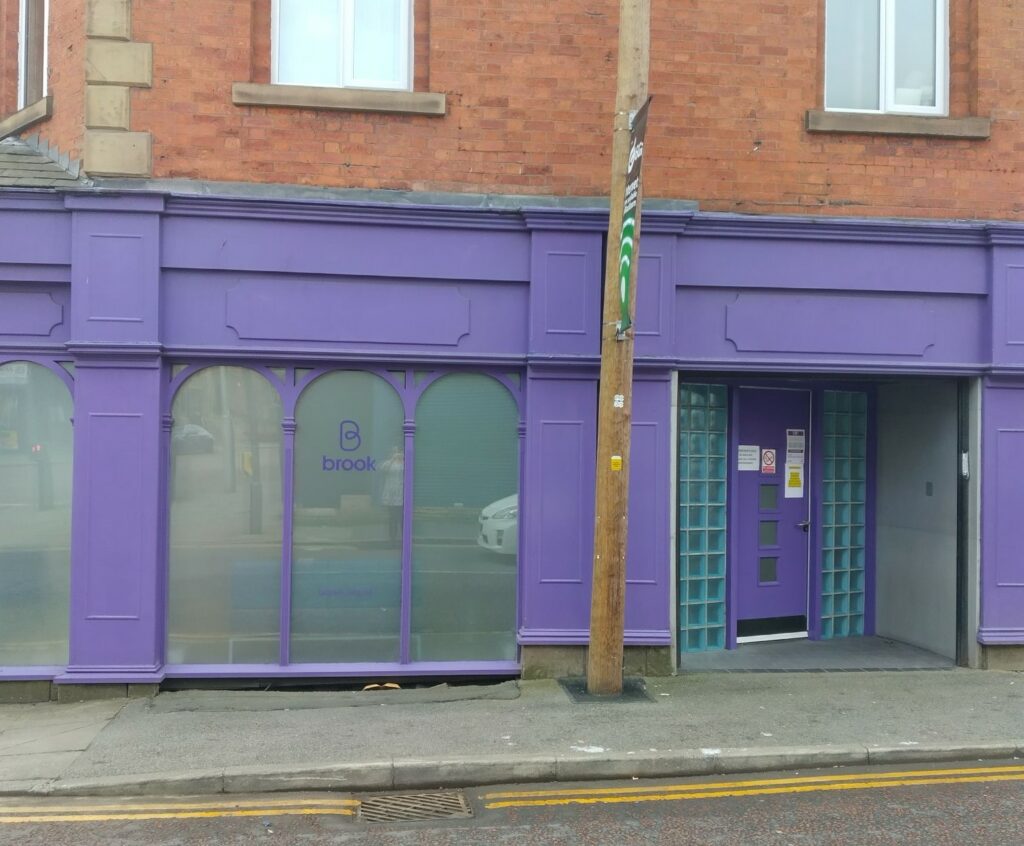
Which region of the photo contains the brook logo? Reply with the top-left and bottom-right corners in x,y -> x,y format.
339,419 -> 361,452
323,418 -> 376,472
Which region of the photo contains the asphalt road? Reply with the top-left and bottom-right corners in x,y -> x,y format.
2,762 -> 1023,845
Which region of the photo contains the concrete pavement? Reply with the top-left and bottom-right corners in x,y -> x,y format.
0,669 -> 1022,797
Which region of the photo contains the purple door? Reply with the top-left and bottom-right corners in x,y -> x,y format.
735,388 -> 811,637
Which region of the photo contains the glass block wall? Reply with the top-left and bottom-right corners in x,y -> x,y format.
678,384 -> 728,653
820,390 -> 868,639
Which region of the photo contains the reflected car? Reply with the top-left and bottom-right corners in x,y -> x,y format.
172,423 -> 215,454
478,494 -> 518,556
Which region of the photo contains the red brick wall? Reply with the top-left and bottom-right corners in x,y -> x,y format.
127,0 -> 1023,220
1,0 -> 21,118
43,0 -> 86,159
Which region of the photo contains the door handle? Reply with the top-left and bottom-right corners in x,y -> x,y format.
797,520 -> 810,533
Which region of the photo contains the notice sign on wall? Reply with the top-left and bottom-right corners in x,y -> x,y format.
738,444 -> 760,471
761,448 -> 777,474
785,463 -> 805,498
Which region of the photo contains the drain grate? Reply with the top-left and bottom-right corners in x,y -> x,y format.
357,791 -> 473,824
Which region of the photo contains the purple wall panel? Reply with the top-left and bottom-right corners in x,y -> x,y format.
978,382 -> 1024,644
678,235 -> 987,295
521,374 -> 597,638
989,249 -> 1024,368
0,207 -> 71,267
529,231 -> 601,356
64,363 -> 163,679
624,377 -> 671,638
70,210 -> 160,347
634,235 -> 676,359
225,277 -> 470,346
162,271 -> 528,358
0,289 -> 64,338
162,216 -> 531,283
520,371 -> 671,644
675,288 -> 987,371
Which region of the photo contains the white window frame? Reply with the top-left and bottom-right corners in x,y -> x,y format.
271,0 -> 413,92
17,0 -> 48,110
824,0 -> 948,117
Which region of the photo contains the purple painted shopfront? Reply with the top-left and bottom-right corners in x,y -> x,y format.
2,187 -> 1024,686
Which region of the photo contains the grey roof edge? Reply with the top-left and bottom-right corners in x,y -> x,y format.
20,133 -> 84,180
88,176 -> 700,212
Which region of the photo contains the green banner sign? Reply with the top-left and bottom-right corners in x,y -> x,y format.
616,96 -> 652,337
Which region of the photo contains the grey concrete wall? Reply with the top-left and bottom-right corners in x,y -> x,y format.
875,381 -> 958,659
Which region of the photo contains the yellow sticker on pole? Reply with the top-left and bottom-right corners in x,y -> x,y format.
610,455 -> 623,472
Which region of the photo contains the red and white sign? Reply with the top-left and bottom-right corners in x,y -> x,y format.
761,448 -> 777,474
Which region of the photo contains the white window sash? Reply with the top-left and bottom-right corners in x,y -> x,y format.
17,0 -> 27,110
824,0 -> 947,117
342,0 -> 412,91
883,0 -> 947,116
272,0 -> 412,91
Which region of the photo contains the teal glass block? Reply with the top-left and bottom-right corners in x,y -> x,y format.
708,482 -> 727,504
708,457 -> 727,479
689,506 -> 707,529
691,385 -> 709,406
708,432 -> 726,456
822,504 -> 834,525
689,482 -> 708,504
690,408 -> 706,429
824,482 -> 835,503
852,437 -> 866,458
839,481 -> 852,501
689,457 -> 707,480
707,578 -> 725,601
688,580 -> 706,602
821,595 -> 833,616
707,602 -> 724,626
707,530 -> 726,553
824,392 -> 837,413
708,409 -> 727,432
851,592 -> 864,613
836,594 -> 849,614
708,506 -> 726,529
837,549 -> 850,570
824,413 -> 836,435
822,550 -> 834,571
822,526 -> 835,548
688,555 -> 706,578
837,571 -> 850,592
853,482 -> 866,501
686,629 -> 706,651
838,392 -> 852,413
824,437 -> 835,457
837,459 -> 850,479
852,459 -> 865,481
687,604 -> 706,626
835,616 -> 850,637
677,508 -> 688,530
837,525 -> 851,547
707,554 -> 725,577
852,415 -> 866,436
821,619 -> 834,639
822,573 -> 834,594
688,532 -> 706,553
706,628 -> 725,649
852,526 -> 865,546
853,503 -> 866,523
824,459 -> 835,480
709,385 -> 727,407
690,432 -> 707,455
851,616 -> 864,635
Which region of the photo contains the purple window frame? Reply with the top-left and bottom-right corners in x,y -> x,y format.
163,362 -> 525,676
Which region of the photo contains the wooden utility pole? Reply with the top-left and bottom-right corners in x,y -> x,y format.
586,0 -> 651,696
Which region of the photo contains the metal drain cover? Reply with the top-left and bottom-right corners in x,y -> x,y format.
357,791 -> 473,824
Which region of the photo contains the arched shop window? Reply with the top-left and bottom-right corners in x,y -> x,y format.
0,362 -> 73,666
291,371 -> 405,663
411,373 -> 519,662
167,367 -> 284,664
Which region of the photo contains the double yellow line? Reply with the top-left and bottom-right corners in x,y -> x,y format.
483,764 -> 1024,809
0,796 -> 359,825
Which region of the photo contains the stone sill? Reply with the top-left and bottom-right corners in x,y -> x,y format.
232,83 -> 446,117
806,110 -> 990,140
0,96 -> 53,141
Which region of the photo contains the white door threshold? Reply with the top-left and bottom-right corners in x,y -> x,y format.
736,631 -> 809,644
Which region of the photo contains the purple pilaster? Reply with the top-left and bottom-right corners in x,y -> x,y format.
398,416 -> 415,664
59,194 -> 166,685
279,414 -> 297,665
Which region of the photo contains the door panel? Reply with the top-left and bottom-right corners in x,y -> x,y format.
736,388 -> 811,630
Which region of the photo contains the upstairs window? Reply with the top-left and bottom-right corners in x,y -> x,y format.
825,0 -> 947,116
18,0 -> 48,109
272,0 -> 412,91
